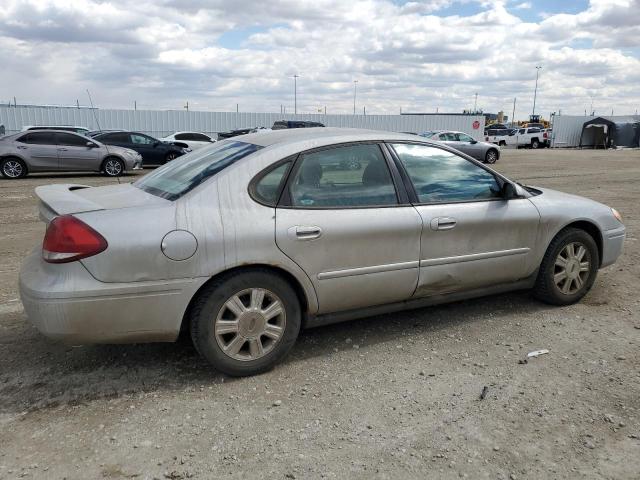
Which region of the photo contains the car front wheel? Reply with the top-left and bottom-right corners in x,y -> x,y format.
533,228 -> 599,305
102,158 -> 124,177
485,149 -> 498,164
190,269 -> 301,376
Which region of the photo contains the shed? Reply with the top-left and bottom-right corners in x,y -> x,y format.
579,116 -> 640,149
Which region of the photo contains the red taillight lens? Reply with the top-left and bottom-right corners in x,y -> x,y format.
43,215 -> 107,263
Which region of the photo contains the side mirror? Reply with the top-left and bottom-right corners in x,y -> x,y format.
153,141 -> 160,147
470,139 -> 478,144
501,182 -> 518,200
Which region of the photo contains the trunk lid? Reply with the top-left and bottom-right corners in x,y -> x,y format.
35,183 -> 170,222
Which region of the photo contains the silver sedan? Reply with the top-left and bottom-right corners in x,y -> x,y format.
19,128 -> 625,376
419,130 -> 500,164
0,130 -> 142,178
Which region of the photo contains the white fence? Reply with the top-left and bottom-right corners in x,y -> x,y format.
0,105 -> 485,140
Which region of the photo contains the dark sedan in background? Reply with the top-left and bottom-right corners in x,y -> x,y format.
90,131 -> 189,166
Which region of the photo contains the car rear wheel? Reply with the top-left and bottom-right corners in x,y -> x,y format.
190,270 -> 301,376
1,157 -> 27,179
485,149 -> 498,164
531,139 -> 540,149
533,228 -> 599,305
165,152 -> 178,162
102,158 -> 124,177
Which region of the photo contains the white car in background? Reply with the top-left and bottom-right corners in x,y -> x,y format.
162,132 -> 215,150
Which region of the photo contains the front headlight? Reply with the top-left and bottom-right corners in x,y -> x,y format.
611,207 -> 623,223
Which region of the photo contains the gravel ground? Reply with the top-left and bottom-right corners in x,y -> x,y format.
1,149 -> 639,479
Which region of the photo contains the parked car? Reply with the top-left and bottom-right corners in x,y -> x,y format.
91,131 -> 189,166
271,120 -> 325,129
484,123 -> 507,134
0,130 -> 141,178
509,127 -> 550,149
218,128 -> 256,139
19,128 -> 625,376
420,130 -> 500,163
485,128 -> 511,146
162,131 -> 215,151
22,125 -> 90,135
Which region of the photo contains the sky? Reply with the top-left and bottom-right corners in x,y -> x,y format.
0,0 -> 639,119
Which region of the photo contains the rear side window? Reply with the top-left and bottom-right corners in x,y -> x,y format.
17,132 -> 56,145
135,141 -> 262,200
252,161 -> 292,206
287,144 -> 398,208
100,132 -> 129,143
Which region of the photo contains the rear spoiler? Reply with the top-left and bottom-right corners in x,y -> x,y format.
34,184 -> 104,222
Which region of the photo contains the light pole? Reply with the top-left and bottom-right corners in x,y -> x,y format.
532,66 -> 542,116
473,92 -> 478,112
293,74 -> 299,115
353,80 -> 358,115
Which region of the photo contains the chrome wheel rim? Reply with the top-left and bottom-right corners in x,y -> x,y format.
554,242 -> 590,295
214,288 -> 286,362
167,153 -> 177,161
3,160 -> 23,178
486,151 -> 497,163
105,160 -> 122,176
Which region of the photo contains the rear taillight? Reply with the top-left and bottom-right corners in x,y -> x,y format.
543,132 -> 548,138
43,215 -> 107,263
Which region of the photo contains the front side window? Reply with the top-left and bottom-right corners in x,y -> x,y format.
55,132 -> 89,147
130,133 -> 154,145
391,143 -> 501,204
135,140 -> 261,200
458,133 -> 474,142
288,144 -> 398,208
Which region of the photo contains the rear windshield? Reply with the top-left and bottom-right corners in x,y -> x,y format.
134,140 -> 262,200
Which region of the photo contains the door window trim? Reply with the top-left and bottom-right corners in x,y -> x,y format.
385,141 -> 509,206
277,141 -> 411,210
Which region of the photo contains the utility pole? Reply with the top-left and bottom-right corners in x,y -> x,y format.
473,92 -> 478,113
324,106 -> 327,115
532,66 -> 542,116
353,80 -> 358,115
511,98 -> 516,127
134,100 -> 137,111
363,106 -> 366,115
293,74 -> 299,115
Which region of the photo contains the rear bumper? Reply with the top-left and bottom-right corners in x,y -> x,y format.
19,250 -> 207,344
601,225 -> 625,268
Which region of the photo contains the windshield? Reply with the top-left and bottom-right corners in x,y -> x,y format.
134,140 -> 262,200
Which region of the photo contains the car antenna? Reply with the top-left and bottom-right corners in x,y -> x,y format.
87,89 -> 120,184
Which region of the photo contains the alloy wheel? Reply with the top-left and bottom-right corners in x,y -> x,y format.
486,150 -> 498,164
214,288 -> 286,361
3,160 -> 23,178
104,159 -> 122,176
554,242 -> 591,295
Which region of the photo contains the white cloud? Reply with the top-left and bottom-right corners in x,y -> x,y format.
514,2 -> 531,9
0,0 -> 638,118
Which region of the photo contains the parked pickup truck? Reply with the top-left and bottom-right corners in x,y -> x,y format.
486,127 -> 550,149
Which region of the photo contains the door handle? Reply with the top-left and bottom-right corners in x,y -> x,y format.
294,226 -> 322,240
430,217 -> 457,231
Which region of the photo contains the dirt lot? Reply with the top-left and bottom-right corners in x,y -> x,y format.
1,149 -> 639,479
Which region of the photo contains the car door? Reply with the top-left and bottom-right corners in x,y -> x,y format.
14,132 -> 60,170
388,142 -> 540,297
275,142 -> 423,314
130,133 -> 163,165
54,132 -> 103,171
456,132 -> 483,160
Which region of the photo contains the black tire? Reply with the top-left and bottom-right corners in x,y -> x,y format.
1,157 -> 27,179
531,139 -> 540,149
485,149 -> 498,164
499,141 -> 506,147
190,269 -> 301,376
102,157 -> 124,177
533,228 -> 599,306
165,152 -> 178,163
